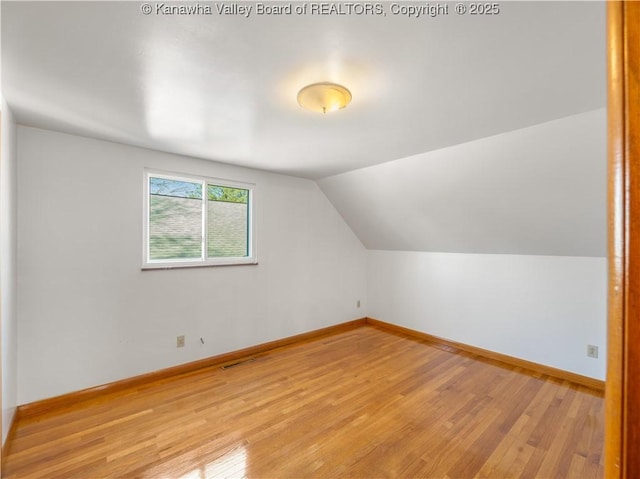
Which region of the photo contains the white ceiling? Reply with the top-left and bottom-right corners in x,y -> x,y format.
3,1 -> 605,179
319,109 -> 606,257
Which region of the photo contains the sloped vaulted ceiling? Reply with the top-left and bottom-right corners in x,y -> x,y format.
318,109 -> 606,257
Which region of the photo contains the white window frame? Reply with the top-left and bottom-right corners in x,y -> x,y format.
142,169 -> 257,269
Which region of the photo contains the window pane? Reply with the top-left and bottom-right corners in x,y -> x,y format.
149,177 -> 203,260
149,177 -> 203,199
207,185 -> 249,258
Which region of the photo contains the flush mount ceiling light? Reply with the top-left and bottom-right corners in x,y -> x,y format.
297,82 -> 352,114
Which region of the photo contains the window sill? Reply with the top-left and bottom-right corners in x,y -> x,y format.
141,260 -> 258,271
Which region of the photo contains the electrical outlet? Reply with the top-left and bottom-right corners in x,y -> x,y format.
357,300 -> 361,308
177,335 -> 185,348
587,344 -> 598,358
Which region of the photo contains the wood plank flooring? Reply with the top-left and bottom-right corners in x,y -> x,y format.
3,326 -> 605,478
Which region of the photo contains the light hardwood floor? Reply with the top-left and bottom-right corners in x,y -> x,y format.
3,326 -> 604,478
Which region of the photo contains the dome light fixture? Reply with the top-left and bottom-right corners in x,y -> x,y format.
297,82 -> 352,114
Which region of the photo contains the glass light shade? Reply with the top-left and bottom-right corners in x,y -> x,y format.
297,82 -> 352,113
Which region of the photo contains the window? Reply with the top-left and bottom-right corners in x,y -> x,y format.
143,170 -> 256,268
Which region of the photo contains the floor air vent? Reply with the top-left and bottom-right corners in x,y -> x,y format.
221,357 -> 256,370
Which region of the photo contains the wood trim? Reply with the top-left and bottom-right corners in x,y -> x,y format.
1,411 -> 18,464
17,318 -> 367,418
606,2 -> 640,478
606,1 -> 625,477
16,315 -> 606,421
365,318 -> 605,392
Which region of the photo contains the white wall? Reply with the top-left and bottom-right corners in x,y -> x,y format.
319,111 -> 608,380
1,97 -> 19,443
368,250 -> 607,380
17,126 -> 367,405
14,110 -> 608,404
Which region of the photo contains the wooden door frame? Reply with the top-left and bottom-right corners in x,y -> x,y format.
606,2 -> 639,478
